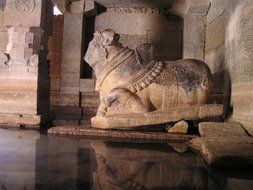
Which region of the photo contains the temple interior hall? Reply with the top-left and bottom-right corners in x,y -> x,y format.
0,0 -> 253,189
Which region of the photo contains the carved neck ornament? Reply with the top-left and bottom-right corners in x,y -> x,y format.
95,47 -> 134,91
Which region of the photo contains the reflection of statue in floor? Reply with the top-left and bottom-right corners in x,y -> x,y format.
90,142 -> 227,190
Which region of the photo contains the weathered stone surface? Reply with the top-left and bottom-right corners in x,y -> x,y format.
0,30 -> 8,51
231,82 -> 253,136
84,0 -> 97,16
82,107 -> 97,120
55,113 -> 81,121
51,105 -> 82,114
167,120 -> 188,134
59,12 -> 83,99
183,14 -> 205,60
80,119 -> 92,127
0,113 -> 41,126
53,108 -> 82,126
4,0 -> 43,27
199,121 -> 247,138
0,0 -> 53,127
81,92 -> 100,107
220,1 -> 253,85
69,0 -> 85,14
50,78 -> 61,91
187,0 -> 211,15
60,74 -> 79,91
91,104 -> 223,129
147,30 -> 182,60
59,91 -> 79,106
50,91 -> 60,106
53,119 -> 79,126
49,53 -> 62,78
79,79 -> 95,93
206,0 -> 227,24
119,34 -> 148,50
171,0 -> 189,18
0,78 -> 37,115
95,11 -> 181,36
201,141 -> 253,168
94,0 -> 173,8
190,122 -> 253,168
48,126 -> 197,143
205,13 -> 225,54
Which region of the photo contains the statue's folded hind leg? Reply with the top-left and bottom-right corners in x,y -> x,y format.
96,88 -> 149,116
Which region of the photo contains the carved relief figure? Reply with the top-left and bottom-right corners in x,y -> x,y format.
84,29 -> 212,128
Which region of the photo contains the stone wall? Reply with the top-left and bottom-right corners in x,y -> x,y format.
204,0 -> 253,135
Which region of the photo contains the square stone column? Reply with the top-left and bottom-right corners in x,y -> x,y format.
0,0 -> 53,128
182,0 -> 211,61
59,6 -> 85,106
183,14 -> 205,60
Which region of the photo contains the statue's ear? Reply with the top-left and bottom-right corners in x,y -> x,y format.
102,30 -> 119,46
102,34 -> 114,46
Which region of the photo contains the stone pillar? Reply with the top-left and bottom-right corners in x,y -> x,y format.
183,0 -> 211,61
0,9 -> 8,56
0,0 -> 53,128
183,15 -> 205,60
59,6 -> 85,106
95,8 -> 183,61
226,1 -> 253,135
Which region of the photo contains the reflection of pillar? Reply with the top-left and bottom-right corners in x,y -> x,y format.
59,7 -> 85,106
0,129 -> 39,189
0,0 -> 53,128
35,136 -> 79,189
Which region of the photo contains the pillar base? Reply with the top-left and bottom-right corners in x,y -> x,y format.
0,113 -> 52,129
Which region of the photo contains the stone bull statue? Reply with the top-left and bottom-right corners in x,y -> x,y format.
84,29 -> 213,129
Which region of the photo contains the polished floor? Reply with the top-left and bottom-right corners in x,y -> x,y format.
0,128 -> 253,190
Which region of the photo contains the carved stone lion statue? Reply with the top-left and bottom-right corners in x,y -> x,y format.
84,29 -> 213,129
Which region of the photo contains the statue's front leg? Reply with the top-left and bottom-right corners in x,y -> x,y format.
96,88 -> 149,116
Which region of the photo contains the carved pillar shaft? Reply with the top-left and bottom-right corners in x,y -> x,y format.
0,0 -> 53,128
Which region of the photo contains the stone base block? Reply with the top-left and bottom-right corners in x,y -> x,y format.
81,92 -> 100,107
79,79 -> 95,92
82,107 -> 97,120
190,122 -> 253,169
48,126 -> 197,143
53,119 -> 80,126
0,113 -> 42,129
91,104 -> 223,129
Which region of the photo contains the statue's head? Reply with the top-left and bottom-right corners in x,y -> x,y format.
84,29 -> 120,70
